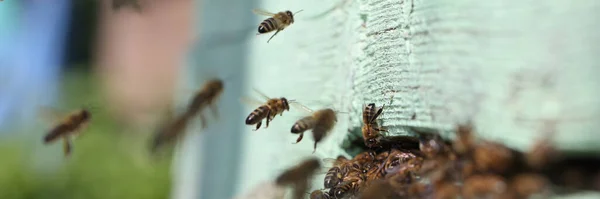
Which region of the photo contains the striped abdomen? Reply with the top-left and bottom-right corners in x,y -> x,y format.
43,111 -> 89,144
363,103 -> 376,124
245,105 -> 270,125
44,123 -> 77,144
324,167 -> 342,188
291,116 -> 316,134
258,18 -> 277,34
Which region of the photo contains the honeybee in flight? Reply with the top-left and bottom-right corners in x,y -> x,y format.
252,9 -> 303,43
275,158 -> 321,199
243,89 -> 308,131
291,108 -> 338,153
150,79 -> 224,152
185,79 -> 224,127
42,108 -> 92,157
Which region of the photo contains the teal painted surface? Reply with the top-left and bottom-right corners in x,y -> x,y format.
173,0 -> 256,199
174,0 -> 600,198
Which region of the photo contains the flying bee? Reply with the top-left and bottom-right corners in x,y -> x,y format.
243,89 -> 309,131
275,158 -> 321,199
290,108 -> 338,153
42,108 -> 91,157
185,79 -> 224,127
150,79 -> 224,153
252,9 -> 303,43
362,103 -> 388,148
150,112 -> 191,154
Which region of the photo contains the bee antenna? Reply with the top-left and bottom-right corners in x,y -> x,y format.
289,100 -> 314,113
293,9 -> 304,15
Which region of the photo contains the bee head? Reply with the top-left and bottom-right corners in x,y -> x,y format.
211,79 -> 224,91
365,136 -> 382,148
281,98 -> 290,110
286,11 -> 294,23
80,109 -> 91,120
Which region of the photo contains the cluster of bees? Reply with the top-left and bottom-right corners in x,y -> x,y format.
252,99 -> 600,199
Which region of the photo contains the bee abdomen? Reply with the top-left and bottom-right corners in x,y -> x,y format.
258,18 -> 276,33
291,117 -> 314,134
246,105 -> 269,125
43,124 -> 71,144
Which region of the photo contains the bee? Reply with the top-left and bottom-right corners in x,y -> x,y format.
472,141 -> 514,174
323,156 -> 353,189
185,79 -> 224,127
150,113 -> 191,153
432,182 -> 460,199
374,151 -> 390,163
275,158 -> 321,199
333,169 -> 365,199
309,189 -> 331,199
353,151 -> 376,173
150,79 -> 224,152
243,89 -> 307,131
42,108 -> 91,157
452,123 -> 476,155
366,164 -> 386,181
362,103 -> 388,148
290,108 -> 338,153
358,179 -> 397,199
462,174 -> 508,199
252,9 -> 303,43
509,173 -> 549,199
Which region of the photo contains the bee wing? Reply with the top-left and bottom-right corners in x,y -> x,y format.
37,106 -> 68,124
252,9 -> 277,16
316,158 -> 338,174
289,101 -> 314,113
62,136 -> 72,157
322,158 -> 338,165
240,97 -> 265,107
251,88 -> 271,101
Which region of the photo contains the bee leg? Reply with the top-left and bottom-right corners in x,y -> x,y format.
265,110 -> 272,128
62,136 -> 72,157
266,30 -> 281,43
252,122 -> 262,131
293,133 -> 304,144
312,141 -> 318,154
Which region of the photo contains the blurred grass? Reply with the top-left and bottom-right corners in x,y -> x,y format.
0,69 -> 172,199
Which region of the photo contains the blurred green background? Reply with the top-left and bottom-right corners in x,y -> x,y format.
0,71 -> 172,199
